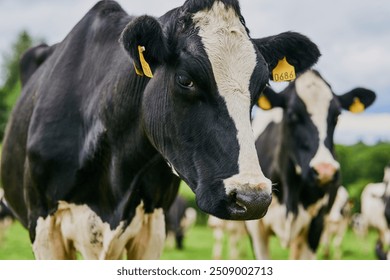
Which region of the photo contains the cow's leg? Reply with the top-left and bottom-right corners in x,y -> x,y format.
212,226 -> 224,259
332,222 -> 347,259
126,208 -> 166,259
245,220 -> 270,259
32,215 -> 76,259
228,228 -> 241,259
289,232 -> 316,260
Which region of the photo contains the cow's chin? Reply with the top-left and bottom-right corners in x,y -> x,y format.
194,185 -> 272,221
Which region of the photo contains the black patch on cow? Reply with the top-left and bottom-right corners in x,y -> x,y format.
308,206 -> 326,251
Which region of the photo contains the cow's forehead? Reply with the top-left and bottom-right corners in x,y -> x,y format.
192,1 -> 256,100
295,71 -> 333,112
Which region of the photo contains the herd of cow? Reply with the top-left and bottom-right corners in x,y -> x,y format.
0,0 -> 388,260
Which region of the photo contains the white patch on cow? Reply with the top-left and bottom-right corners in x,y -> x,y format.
295,71 -> 340,170
252,108 -> 283,140
193,2 -> 271,194
384,166 -> 390,196
32,201 -> 165,259
166,161 -> 179,177
295,165 -> 302,175
328,186 -> 349,222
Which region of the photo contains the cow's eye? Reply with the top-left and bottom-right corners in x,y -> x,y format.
176,74 -> 194,89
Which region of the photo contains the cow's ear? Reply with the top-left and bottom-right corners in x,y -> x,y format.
120,15 -> 169,78
338,88 -> 376,113
253,32 -> 321,80
257,86 -> 286,110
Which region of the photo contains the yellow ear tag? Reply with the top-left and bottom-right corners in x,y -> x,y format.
349,97 -> 365,113
258,94 -> 272,110
272,57 -> 296,82
133,62 -> 144,76
138,45 -> 153,78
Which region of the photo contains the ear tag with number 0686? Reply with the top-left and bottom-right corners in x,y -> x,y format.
272,57 -> 296,82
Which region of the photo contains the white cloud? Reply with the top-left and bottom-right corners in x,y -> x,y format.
335,113 -> 390,145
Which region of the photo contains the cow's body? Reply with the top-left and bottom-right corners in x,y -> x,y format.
1,0 -> 321,259
246,70 -> 375,259
359,164 -> 390,259
320,185 -> 352,259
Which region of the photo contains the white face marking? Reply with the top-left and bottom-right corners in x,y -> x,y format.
295,71 -> 340,170
193,2 -> 271,194
32,201 -> 165,259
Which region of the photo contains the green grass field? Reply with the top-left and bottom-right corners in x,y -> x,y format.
0,219 -> 379,260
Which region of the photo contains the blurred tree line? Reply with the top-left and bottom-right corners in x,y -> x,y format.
335,142 -> 390,211
0,30 -> 35,140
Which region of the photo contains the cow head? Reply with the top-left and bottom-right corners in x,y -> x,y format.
259,70 -> 376,189
120,0 -> 320,220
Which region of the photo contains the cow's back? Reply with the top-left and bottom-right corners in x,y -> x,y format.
1,1 -> 134,226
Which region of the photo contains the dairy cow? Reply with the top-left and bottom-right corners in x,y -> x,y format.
246,70 -> 375,259
0,0 -> 320,259
359,164 -> 390,259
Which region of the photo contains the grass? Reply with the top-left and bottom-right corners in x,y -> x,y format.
0,219 -> 379,260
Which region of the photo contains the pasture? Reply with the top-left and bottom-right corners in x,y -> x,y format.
0,214 -> 379,260
0,144 -> 387,260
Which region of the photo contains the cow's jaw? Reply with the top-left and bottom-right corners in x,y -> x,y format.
193,2 -> 272,197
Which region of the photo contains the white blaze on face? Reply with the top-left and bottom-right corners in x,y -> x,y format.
193,2 -> 271,194
295,71 -> 340,170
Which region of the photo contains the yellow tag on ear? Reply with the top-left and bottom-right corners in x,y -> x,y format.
349,97 -> 365,113
272,57 -> 296,82
133,62 -> 144,76
258,94 -> 272,110
138,45 -> 153,78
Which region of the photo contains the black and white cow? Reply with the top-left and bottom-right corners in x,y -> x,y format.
246,69 -> 376,259
359,164 -> 390,259
0,0 -> 320,259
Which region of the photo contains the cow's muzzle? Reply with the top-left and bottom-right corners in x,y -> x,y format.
228,183 -> 272,220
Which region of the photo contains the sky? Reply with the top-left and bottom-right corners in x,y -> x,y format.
0,0 -> 389,145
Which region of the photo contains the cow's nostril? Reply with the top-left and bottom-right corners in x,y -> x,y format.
229,188 -> 272,220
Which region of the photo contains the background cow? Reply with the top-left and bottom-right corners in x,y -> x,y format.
246,69 -> 375,259
0,0 -> 320,259
165,195 -> 196,250
320,185 -> 353,259
355,164 -> 390,259
207,216 -> 247,259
